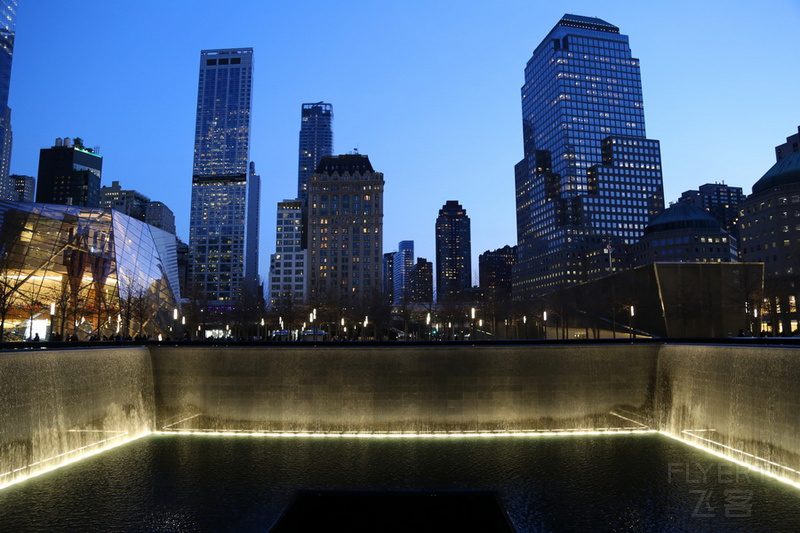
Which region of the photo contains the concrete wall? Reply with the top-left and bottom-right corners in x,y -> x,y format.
0,347 -> 154,488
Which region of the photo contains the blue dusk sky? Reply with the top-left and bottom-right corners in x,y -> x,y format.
8,0 -> 800,283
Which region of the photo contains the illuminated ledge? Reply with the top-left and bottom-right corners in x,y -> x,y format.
154,428 -> 658,438
661,431 -> 800,491
0,431 -> 150,491
6,430 -> 800,495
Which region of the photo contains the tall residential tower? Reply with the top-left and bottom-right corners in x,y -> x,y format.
307,154 -> 383,306
435,200 -> 472,302
189,48 -> 260,307
514,15 -> 664,297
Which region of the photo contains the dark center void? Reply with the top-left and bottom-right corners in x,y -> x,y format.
270,491 -> 514,532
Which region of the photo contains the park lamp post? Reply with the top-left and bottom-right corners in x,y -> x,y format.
543,311 -> 547,340
630,306 -> 635,339
471,307 -> 476,340
49,302 -> 56,341
426,312 -> 431,341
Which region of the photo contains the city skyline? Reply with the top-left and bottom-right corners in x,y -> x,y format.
7,1 -> 800,285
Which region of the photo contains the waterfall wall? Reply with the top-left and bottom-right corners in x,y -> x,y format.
656,344 -> 800,484
2,343 -> 799,487
150,344 -> 660,433
0,347 -> 155,488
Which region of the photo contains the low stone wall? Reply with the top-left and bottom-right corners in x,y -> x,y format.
0,347 -> 154,488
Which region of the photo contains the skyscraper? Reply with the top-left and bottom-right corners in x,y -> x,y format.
409,257 -> 433,304
515,14 -> 664,298
392,240 -> 414,305
268,199 -> 307,307
36,137 -> 102,207
382,252 -> 395,304
144,201 -> 176,235
298,102 -> 333,204
11,174 -> 34,202
0,0 -> 16,201
678,182 -> 745,242
435,200 -> 471,302
479,245 -> 518,298
99,180 -> 150,220
189,48 -> 260,307
307,154 -> 383,305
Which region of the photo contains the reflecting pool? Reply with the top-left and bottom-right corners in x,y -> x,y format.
1,434 -> 798,532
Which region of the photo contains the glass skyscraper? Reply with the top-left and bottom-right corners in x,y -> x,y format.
515,14 -> 664,297
297,102 -> 333,205
189,48 -> 260,307
392,240 -> 414,305
0,0 -> 16,201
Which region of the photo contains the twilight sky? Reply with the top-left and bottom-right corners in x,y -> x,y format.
9,0 -> 800,284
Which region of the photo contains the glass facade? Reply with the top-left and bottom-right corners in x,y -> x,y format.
0,0 -> 15,201
392,240 -> 414,305
515,15 -> 664,296
189,48 -> 259,306
193,48 -> 253,178
435,201 -> 471,302
0,200 -> 179,341
298,102 -> 333,205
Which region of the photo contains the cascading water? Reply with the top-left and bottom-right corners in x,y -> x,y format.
656,343 -> 800,486
149,343 -> 660,435
0,347 -> 155,489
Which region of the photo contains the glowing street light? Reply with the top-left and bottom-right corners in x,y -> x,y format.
543,311 -> 548,340
426,312 -> 431,341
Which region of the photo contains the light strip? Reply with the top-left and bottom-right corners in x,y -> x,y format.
0,431 -> 150,491
161,414 -> 201,429
609,411 -> 649,428
154,428 -> 657,439
682,429 -> 800,476
661,431 -> 800,490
